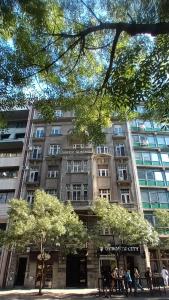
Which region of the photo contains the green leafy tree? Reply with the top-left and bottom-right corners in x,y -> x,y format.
3,190 -> 87,295
154,209 -> 169,238
0,1 -> 169,142
92,198 -> 159,266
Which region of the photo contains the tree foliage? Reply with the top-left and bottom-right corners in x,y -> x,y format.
0,1 -> 169,142
92,198 -> 159,246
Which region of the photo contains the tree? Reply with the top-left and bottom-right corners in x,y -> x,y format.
92,198 -> 159,266
0,1 -> 169,142
154,209 -> 169,241
3,190 -> 87,295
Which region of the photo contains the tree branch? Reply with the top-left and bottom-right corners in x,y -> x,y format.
101,30 -> 121,90
51,22 -> 169,38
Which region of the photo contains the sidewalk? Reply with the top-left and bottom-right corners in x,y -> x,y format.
0,288 -> 168,300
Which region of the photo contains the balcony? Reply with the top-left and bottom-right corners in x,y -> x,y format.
30,153 -> 43,160
0,204 -> 9,218
0,155 -> 22,167
117,174 -> 131,185
136,160 -> 169,167
112,131 -> 126,139
62,147 -> 93,155
143,202 -> 169,209
0,178 -> 18,189
26,177 -> 40,186
139,179 -> 166,187
66,200 -> 92,210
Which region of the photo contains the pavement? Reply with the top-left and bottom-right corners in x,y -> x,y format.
0,288 -> 168,300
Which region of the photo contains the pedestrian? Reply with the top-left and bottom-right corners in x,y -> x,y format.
118,267 -> 125,293
145,267 -> 153,291
161,266 -> 169,286
124,269 -> 132,296
111,267 -> 118,292
102,266 -> 111,298
134,267 -> 144,293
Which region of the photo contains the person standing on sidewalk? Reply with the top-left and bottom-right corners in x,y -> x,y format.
145,267 -> 153,291
134,267 -> 144,293
161,266 -> 169,286
124,269 -> 132,297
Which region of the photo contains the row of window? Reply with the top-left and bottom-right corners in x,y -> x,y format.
0,133 -> 25,140
26,188 -> 131,204
31,143 -> 126,158
34,126 -> 62,138
34,110 -> 64,119
131,120 -> 163,131
141,189 -> 169,204
0,170 -> 18,178
0,191 -> 15,203
138,169 -> 169,186
0,152 -> 21,158
132,134 -> 169,147
135,151 -> 169,165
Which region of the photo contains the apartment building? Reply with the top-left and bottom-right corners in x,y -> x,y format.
130,107 -> 169,273
5,108 -> 145,289
0,109 -> 30,288
3,107 -> 169,289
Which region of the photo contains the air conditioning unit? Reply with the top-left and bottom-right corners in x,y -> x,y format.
25,166 -> 29,170
28,146 -> 33,151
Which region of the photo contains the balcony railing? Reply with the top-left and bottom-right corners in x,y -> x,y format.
139,179 -> 167,187
143,202 -> 169,209
136,160 -> 169,167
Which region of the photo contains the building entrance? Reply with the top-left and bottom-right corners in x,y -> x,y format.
15,257 -> 27,286
66,254 -> 87,287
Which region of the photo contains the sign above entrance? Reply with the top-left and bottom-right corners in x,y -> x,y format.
97,245 -> 140,255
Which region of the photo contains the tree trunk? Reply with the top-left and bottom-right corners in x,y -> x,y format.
38,237 -> 45,295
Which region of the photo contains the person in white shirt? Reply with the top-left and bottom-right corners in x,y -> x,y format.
161,267 -> 169,286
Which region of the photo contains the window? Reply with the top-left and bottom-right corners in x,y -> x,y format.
34,127 -> 44,138
117,164 -> 128,180
149,191 -> 158,203
161,153 -> 169,162
121,189 -> 130,204
51,126 -> 61,135
32,146 -> 42,159
67,160 -> 88,172
141,190 -> 149,203
157,136 -> 165,145
147,136 -> 156,145
132,135 -> 140,143
47,166 -> 59,178
83,184 -> 88,200
138,169 -> 146,179
0,169 -> 18,178
73,184 -> 81,201
165,172 -> 169,182
99,189 -> 110,201
165,137 -> 169,146
27,191 -> 34,204
97,146 -> 109,154
135,152 -> 142,160
144,214 -> 155,226
0,134 -> 10,140
151,153 -> 159,162
73,144 -> 84,149
154,171 -> 163,181
113,125 -> 123,135
55,110 -> 63,117
0,191 -> 14,203
115,144 -> 125,156
98,165 -> 109,176
49,144 -> 61,155
46,189 -> 58,196
142,152 -> 151,161
158,192 -> 168,203
29,167 -> 39,182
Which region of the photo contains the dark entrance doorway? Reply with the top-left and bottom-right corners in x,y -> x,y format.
15,257 -> 27,286
66,254 -> 87,287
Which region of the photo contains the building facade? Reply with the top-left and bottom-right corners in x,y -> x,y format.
0,110 -> 30,288
1,107 -> 169,288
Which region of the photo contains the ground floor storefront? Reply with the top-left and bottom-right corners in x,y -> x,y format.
3,246 -> 169,289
